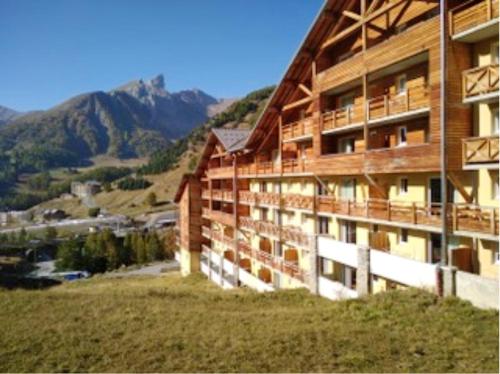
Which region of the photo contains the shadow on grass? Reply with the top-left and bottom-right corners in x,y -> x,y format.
0,274 -> 61,290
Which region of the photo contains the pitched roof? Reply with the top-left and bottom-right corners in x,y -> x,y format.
173,173 -> 193,203
212,128 -> 250,152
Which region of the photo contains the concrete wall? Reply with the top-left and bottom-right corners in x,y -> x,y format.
456,270 -> 499,309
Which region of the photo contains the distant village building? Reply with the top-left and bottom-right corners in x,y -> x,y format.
0,211 -> 33,226
71,181 -> 102,198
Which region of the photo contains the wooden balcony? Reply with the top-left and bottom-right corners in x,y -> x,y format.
237,240 -> 308,283
256,161 -> 281,175
316,196 -> 499,236
238,190 -> 257,205
452,204 -> 499,236
462,64 -> 499,102
210,229 -> 235,249
449,0 -> 499,38
282,158 -> 312,174
206,166 -> 234,179
463,135 -> 499,166
367,86 -> 429,123
237,163 -> 257,176
238,216 -> 314,249
201,190 -> 210,200
282,117 -> 314,142
202,226 -> 211,239
212,189 -> 234,202
202,208 -> 234,226
321,105 -> 363,133
282,193 -> 314,211
258,192 -> 281,207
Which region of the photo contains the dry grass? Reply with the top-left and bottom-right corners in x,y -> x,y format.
0,273 -> 497,373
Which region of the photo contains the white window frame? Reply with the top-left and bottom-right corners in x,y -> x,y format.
319,216 -> 329,235
396,74 -> 407,96
340,178 -> 356,200
399,177 -> 409,195
397,126 -> 408,147
399,228 -> 409,245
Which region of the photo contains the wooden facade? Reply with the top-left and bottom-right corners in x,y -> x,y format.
176,0 -> 499,294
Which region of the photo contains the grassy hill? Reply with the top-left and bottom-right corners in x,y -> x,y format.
0,273 -> 497,372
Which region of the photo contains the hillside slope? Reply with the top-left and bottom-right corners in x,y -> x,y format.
0,275 -> 497,372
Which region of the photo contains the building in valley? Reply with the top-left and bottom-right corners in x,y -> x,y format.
175,0 -> 499,308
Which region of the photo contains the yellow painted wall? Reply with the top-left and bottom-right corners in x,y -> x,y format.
478,239 -> 499,279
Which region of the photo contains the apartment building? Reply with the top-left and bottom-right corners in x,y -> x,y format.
175,0 -> 499,308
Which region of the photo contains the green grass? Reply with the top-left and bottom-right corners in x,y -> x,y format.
0,273 -> 497,373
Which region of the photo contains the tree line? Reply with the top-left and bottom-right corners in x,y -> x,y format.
56,229 -> 173,273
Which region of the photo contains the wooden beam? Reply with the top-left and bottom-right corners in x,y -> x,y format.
282,96 -> 313,112
298,83 -> 313,97
367,0 -> 383,15
448,172 -> 473,204
343,10 -> 362,21
321,0 -> 408,50
364,174 -> 387,199
367,22 -> 387,35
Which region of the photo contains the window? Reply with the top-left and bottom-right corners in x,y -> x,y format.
273,209 -> 281,225
492,42 -> 499,64
372,224 -> 379,233
339,94 -> 354,110
300,213 -> 307,225
397,126 -> 407,147
273,182 -> 280,194
491,106 -> 499,135
340,221 -> 356,243
492,172 -> 499,200
274,241 -> 282,258
300,143 -> 308,160
400,228 -> 409,244
319,216 -> 329,235
396,74 -> 407,95
300,180 -> 307,192
260,207 -> 269,221
338,136 -> 355,153
399,177 -> 409,195
260,182 -> 267,193
340,179 -> 356,200
317,182 -> 328,196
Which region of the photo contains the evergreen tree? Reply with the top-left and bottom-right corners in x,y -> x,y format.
146,232 -> 163,261
121,232 -> 134,266
56,239 -> 84,271
44,226 -> 57,241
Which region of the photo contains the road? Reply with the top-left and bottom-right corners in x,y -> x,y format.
0,215 -> 129,234
103,261 -> 179,278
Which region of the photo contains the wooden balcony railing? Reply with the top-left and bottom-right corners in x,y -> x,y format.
210,230 -> 235,249
463,64 -> 499,100
212,189 -> 234,202
238,190 -> 258,205
237,163 -> 257,176
463,135 -> 499,165
206,166 -> 234,179
282,117 -> 314,141
238,217 -> 314,249
282,158 -> 311,174
367,85 -> 429,121
282,193 -> 314,211
258,192 -> 281,207
321,104 -> 363,132
256,161 -> 280,175
452,204 -> 499,236
449,0 -> 499,36
237,240 -> 308,283
316,196 -> 499,236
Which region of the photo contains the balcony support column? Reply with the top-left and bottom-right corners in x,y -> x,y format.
440,0 -> 449,266
356,245 -> 371,296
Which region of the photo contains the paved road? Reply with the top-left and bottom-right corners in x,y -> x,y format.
104,261 -> 179,278
0,215 -> 128,234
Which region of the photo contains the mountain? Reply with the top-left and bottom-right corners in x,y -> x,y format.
0,105 -> 23,126
0,74 -> 233,165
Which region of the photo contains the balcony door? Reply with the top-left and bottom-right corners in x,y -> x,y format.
428,178 -> 454,208
428,233 -> 442,264
340,220 -> 356,244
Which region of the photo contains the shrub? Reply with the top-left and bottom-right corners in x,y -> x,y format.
88,207 -> 100,217
117,177 -> 152,191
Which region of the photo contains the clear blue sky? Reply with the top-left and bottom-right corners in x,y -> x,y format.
0,0 -> 324,112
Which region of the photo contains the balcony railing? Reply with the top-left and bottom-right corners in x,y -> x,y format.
463,135 -> 499,165
282,158 -> 311,174
202,208 -> 234,226
238,216 -> 314,249
237,240 -> 309,283
238,190 -> 258,205
449,0 -> 499,36
282,117 -> 314,141
321,104 -> 363,132
201,190 -> 210,200
316,196 -> 499,236
206,166 -> 234,179
202,226 -> 212,239
212,189 -> 234,202
256,161 -> 280,175
462,64 -> 499,101
258,192 -> 281,207
210,229 -> 235,249
282,193 -> 314,211
366,85 -> 429,121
